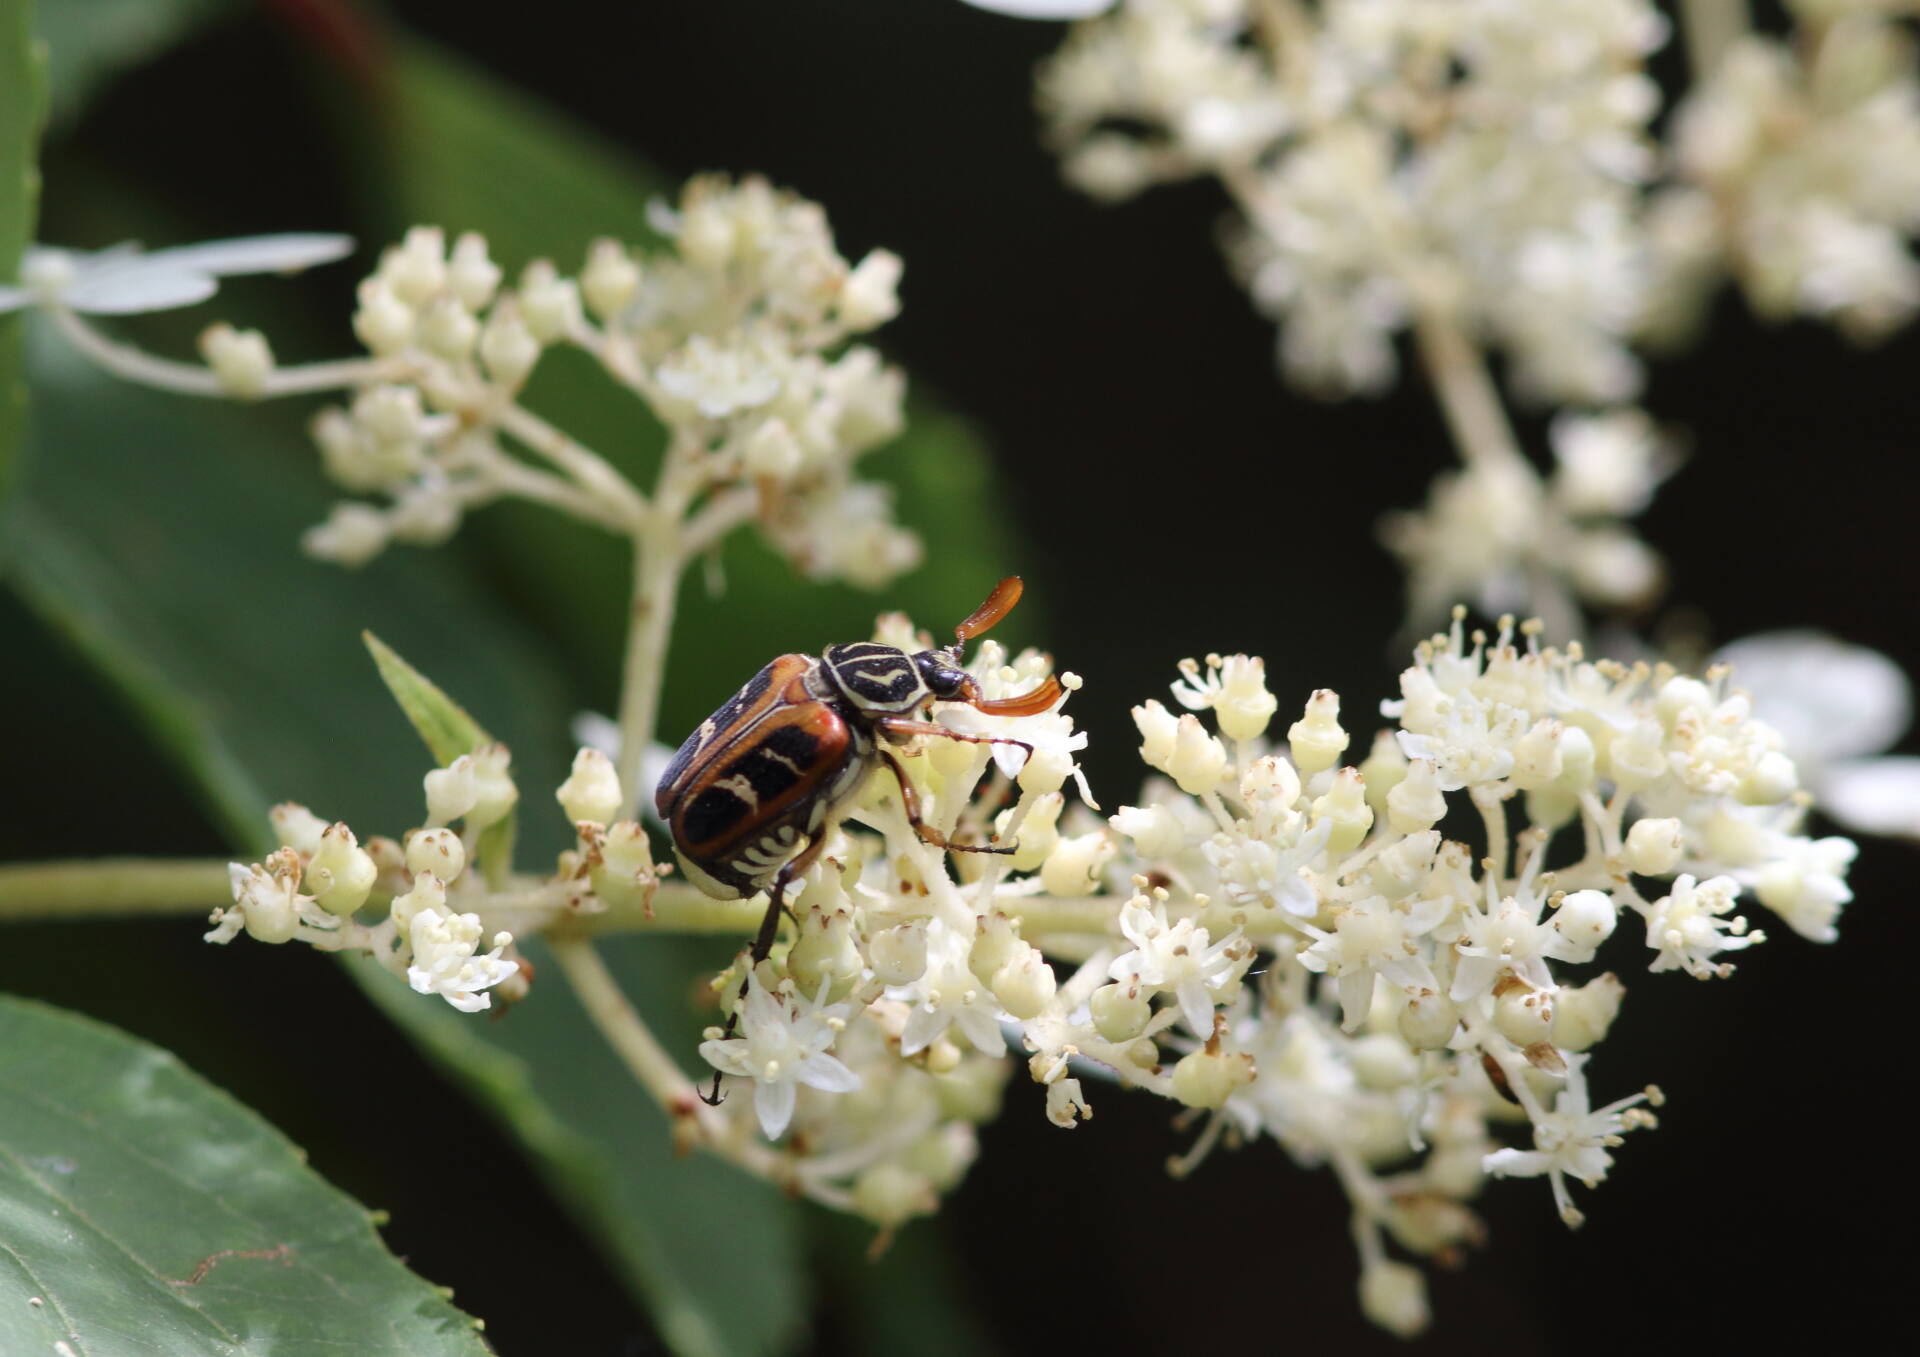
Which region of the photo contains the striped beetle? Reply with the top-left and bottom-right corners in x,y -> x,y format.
655,576 -> 1062,1103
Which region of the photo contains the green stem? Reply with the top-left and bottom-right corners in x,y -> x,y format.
614,523 -> 682,820
0,858 -> 230,921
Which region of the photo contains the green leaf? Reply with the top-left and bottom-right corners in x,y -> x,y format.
363,630 -> 492,766
0,994 -> 489,1356
1,0 -> 47,500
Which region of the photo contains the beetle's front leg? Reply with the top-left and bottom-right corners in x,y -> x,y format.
878,737 -> 1020,857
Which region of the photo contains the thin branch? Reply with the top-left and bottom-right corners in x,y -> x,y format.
0,858 -> 230,921
496,401 -> 649,524
47,305 -> 400,397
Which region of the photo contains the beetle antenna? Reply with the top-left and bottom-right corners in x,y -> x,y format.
952,575 -> 1023,650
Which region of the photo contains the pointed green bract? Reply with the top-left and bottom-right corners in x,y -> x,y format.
0,995 -> 490,1357
363,629 -> 492,766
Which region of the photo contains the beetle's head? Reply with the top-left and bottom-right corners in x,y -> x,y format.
913,648 -> 979,702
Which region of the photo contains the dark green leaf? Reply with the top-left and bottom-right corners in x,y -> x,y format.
0,993 -> 489,1356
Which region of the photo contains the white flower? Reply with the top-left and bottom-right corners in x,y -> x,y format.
890,917 -> 1009,1057
1,234 -> 352,315
700,973 -> 861,1140
1108,896 -> 1250,1034
1451,859 -> 1593,1002
1641,874 -> 1765,979
1483,1055 -> 1656,1227
1298,894 -> 1447,1031
405,905 -> 520,1013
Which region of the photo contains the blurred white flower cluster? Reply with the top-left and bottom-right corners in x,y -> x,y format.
1649,2 -> 1920,345
295,176 -> 915,582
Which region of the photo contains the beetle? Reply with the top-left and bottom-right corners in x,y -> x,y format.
655,575 -> 1063,1103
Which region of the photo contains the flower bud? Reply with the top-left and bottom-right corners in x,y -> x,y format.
999,792 -> 1062,872
1089,981 -> 1151,1041
1736,750 -> 1798,806
382,226 -> 447,306
1018,745 -> 1074,797
405,826 -> 467,884
1358,729 -> 1408,820
556,747 -> 622,827
1625,816 -> 1685,876
1349,1032 -> 1419,1091
227,857 -> 300,945
1493,980 -> 1554,1046
1168,714 -> 1227,796
788,909 -> 863,1001
1552,972 -> 1625,1052
1655,675 -> 1713,728
270,802 -> 329,856
467,744 -> 521,830
1170,1043 -> 1255,1109
199,323 -> 275,399
1551,888 -> 1617,959
1525,783 -> 1580,832
518,262 -> 582,342
868,919 -> 929,986
901,1125 -> 976,1193
839,248 -> 903,330
1240,754 -> 1302,810
1359,1260 -> 1430,1339
388,869 -> 446,936
354,384 -> 426,448
447,232 -> 501,311
1398,989 -> 1458,1050
1288,689 -> 1349,775
1555,724 -> 1597,792
418,295 -> 479,361
1311,767 -> 1373,857
1110,803 -> 1187,859
591,821 -> 658,908
1370,829 -> 1438,900
353,278 -> 415,355
1386,759 -> 1447,833
990,943 -> 1057,1020
851,1163 -> 934,1229
424,756 -> 479,826
967,912 -> 1019,987
1508,719 -> 1564,790
1215,655 -> 1279,743
580,238 -> 641,320
1133,699 -> 1179,770
300,823 -> 374,917
1041,830 -> 1110,896
933,1058 -> 1007,1123
742,418 -> 803,479
479,303 -> 541,387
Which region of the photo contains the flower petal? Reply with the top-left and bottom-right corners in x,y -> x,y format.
1717,631 -> 1911,766
754,1076 -> 798,1140
1819,756 -> 1920,838
797,1052 -> 862,1094
140,232 -> 355,279
62,265 -> 219,315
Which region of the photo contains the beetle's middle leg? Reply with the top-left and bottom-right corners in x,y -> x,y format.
700,831 -> 826,1107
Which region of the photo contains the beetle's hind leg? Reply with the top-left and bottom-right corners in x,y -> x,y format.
700,833 -> 825,1108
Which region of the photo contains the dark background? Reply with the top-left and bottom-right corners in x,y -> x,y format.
5,2 -> 1916,1353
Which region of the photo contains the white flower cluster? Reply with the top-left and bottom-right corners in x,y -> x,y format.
711,607 -> 1855,1333
1380,409 -> 1672,626
1647,5 -> 1920,346
210,744 -> 666,1013
1039,0 -> 1666,404
292,176 -> 915,584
